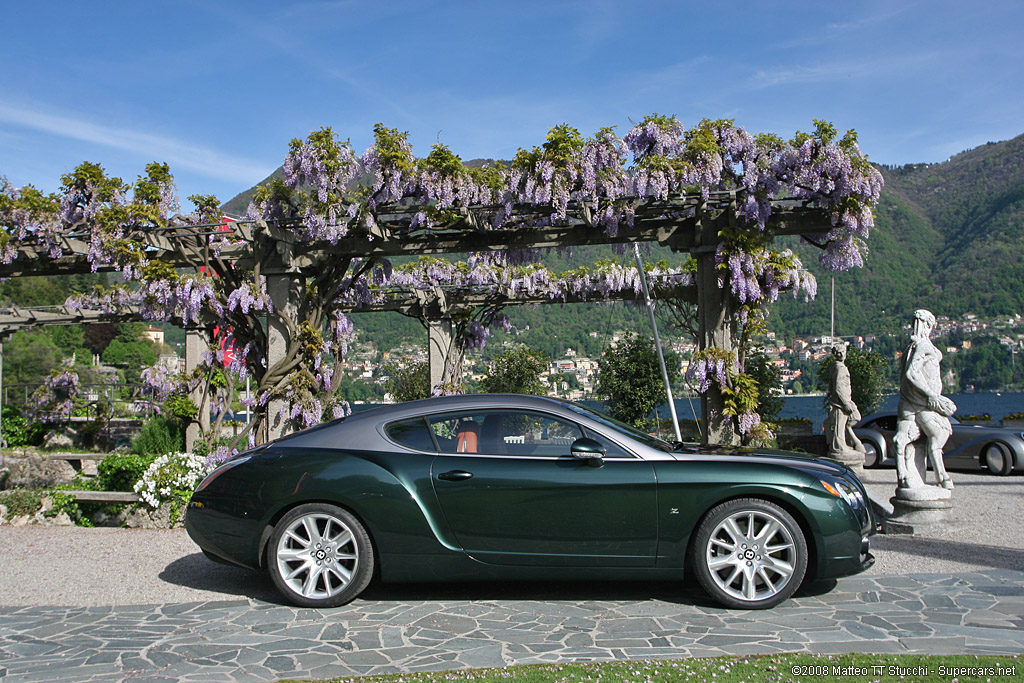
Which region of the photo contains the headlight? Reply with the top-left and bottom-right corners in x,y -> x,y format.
819,478 -> 864,508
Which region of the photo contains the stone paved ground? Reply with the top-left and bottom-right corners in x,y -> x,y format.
2,468 -> 1023,682
2,570 -> 1023,683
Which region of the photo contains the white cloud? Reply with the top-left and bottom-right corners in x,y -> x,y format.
0,100 -> 272,185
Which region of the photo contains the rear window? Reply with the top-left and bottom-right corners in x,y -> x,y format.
385,417 -> 436,451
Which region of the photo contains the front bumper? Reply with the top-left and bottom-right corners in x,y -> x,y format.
861,536 -> 875,571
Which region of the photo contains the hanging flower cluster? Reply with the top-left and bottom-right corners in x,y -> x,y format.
686,348 -> 772,443
355,256 -> 694,309
714,229 -> 818,324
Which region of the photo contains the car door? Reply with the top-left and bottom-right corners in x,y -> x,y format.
428,408 -> 658,567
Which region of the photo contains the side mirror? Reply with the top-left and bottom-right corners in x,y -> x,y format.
571,438 -> 606,467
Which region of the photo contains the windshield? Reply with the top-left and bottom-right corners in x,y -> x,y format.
566,402 -> 673,452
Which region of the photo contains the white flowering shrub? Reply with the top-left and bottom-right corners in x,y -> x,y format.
133,452 -> 211,514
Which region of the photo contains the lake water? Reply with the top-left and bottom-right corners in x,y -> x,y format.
357,392 -> 1024,432
664,392 -> 1024,431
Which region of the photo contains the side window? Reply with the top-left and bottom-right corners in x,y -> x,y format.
384,417 -> 436,452
876,415 -> 897,431
428,410 -> 584,457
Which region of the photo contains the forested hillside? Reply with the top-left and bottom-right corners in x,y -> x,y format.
222,135 -> 1024,348
772,134 -> 1024,338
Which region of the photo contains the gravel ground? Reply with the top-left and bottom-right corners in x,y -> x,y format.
0,467 -> 1021,607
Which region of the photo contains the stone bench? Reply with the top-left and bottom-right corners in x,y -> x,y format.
44,453 -> 109,461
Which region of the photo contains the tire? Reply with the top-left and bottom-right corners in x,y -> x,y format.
691,498 -> 808,610
862,439 -> 881,469
268,503 -> 374,608
983,443 -> 1014,476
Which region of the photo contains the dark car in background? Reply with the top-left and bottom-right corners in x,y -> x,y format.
854,412 -> 1024,475
187,394 -> 874,610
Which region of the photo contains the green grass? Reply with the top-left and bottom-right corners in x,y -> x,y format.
282,653 -> 1020,683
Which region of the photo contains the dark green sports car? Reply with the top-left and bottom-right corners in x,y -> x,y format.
186,394 -> 874,610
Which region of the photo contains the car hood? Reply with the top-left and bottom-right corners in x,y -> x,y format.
673,443 -> 851,476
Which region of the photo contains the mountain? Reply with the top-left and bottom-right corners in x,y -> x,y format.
219,136 -> 1024,345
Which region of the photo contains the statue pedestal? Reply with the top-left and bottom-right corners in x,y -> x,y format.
829,449 -> 865,476
882,488 -> 953,534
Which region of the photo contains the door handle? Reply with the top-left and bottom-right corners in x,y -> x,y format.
437,470 -> 473,481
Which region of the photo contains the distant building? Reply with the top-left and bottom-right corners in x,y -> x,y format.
143,326 -> 164,346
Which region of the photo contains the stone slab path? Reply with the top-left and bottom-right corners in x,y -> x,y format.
2,570 -> 1023,683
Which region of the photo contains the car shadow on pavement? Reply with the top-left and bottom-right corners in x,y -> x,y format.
158,552 -> 843,608
159,552 -> 726,606
359,579 -> 717,606
158,552 -> 282,603
872,534 -> 1024,571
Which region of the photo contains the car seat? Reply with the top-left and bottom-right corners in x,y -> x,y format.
455,422 -> 479,453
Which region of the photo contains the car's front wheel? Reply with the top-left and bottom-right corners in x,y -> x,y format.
691,498 -> 808,609
862,439 -> 882,468
983,443 -> 1015,476
268,503 -> 374,608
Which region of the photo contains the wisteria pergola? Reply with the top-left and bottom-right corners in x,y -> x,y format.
1,192 -> 830,447
1,117 -> 882,456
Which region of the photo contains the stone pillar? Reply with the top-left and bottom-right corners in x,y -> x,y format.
427,318 -> 453,392
267,273 -> 302,441
185,328 -> 210,453
695,208 -> 738,447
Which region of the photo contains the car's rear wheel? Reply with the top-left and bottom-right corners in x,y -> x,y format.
983,443 -> 1014,476
862,439 -> 882,469
691,498 -> 807,610
268,503 -> 374,608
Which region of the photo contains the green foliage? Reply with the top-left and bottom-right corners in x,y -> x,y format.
165,395 -> 198,421
131,415 -> 185,456
950,337 -> 1017,390
383,359 -> 430,402
480,345 -> 549,395
514,124 -> 584,172
371,124 -> 415,169
1,405 -> 43,447
2,330 -> 60,391
100,325 -> 157,386
338,374 -> 385,403
46,490 -> 94,526
817,347 -> 888,415
0,488 -> 43,516
597,334 -> 679,430
97,454 -> 158,492
745,352 -> 784,423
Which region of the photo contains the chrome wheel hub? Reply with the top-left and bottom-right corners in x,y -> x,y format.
705,509 -> 796,603
276,513 -> 359,599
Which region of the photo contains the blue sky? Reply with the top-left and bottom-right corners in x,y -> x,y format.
2,1 -> 1022,210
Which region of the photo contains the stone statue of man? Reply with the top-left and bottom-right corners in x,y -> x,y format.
893,309 -> 956,492
825,342 -> 865,462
